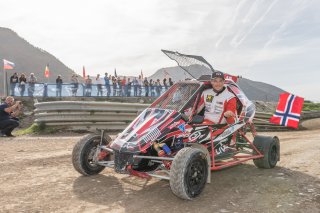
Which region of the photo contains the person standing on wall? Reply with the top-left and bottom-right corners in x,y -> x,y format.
56,75 -> 63,97
104,73 -> 111,97
18,73 -> 27,97
144,77 -> 149,97
28,73 -> 37,97
9,73 -> 18,96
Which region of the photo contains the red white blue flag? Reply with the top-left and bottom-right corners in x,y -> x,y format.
224,73 -> 238,83
270,93 -> 304,129
3,59 -> 15,70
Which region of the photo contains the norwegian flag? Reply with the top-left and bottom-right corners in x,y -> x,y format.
270,93 -> 304,129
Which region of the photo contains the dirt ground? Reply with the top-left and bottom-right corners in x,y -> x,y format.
0,130 -> 320,213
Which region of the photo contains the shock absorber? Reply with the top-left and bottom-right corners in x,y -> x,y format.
159,143 -> 172,155
153,143 -> 165,157
153,142 -> 172,169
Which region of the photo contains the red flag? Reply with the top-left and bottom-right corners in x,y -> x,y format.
44,64 -> 50,78
269,93 -> 304,128
224,73 -> 238,83
3,59 -> 15,70
83,66 -> 86,78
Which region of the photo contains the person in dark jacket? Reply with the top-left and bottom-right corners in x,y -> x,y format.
56,75 -> 63,97
10,73 -> 19,96
18,73 -> 27,97
0,96 -> 22,137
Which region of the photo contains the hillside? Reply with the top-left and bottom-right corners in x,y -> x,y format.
149,66 -> 285,102
0,27 -> 76,94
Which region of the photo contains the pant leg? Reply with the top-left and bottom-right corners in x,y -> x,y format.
0,119 -> 19,135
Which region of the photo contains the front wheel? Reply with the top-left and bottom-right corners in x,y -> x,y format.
170,147 -> 208,200
72,133 -> 111,175
253,136 -> 280,169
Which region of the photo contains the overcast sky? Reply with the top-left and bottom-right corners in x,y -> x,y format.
1,0 -> 319,101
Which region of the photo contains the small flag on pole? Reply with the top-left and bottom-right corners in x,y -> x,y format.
3,59 -> 15,70
44,64 -> 50,78
83,66 -> 86,78
269,93 -> 304,129
114,68 -> 117,78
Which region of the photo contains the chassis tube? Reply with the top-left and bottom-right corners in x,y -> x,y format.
133,155 -> 174,161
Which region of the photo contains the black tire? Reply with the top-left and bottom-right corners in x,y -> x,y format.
253,136 -> 280,169
72,133 -> 111,175
170,147 -> 208,200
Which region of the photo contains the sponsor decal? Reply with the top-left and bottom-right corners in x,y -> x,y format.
178,123 -> 186,132
206,95 -> 213,103
188,130 -> 206,142
168,121 -> 180,129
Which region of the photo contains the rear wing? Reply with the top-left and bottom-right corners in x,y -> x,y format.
161,49 -> 215,79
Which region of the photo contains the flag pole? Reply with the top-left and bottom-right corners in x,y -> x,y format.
3,65 -> 5,97
3,65 -> 7,97
5,70 -> 8,96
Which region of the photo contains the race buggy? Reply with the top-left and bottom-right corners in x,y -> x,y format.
72,50 -> 280,200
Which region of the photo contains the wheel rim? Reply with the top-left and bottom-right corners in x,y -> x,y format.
185,157 -> 207,197
84,138 -> 102,169
269,145 -> 278,166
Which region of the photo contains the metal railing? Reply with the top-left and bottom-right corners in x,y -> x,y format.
7,83 -> 170,97
33,101 -> 305,132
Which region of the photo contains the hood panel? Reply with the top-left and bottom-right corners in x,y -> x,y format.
110,108 -> 181,153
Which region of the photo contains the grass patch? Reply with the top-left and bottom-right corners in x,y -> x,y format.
15,123 -> 59,135
303,102 -> 320,111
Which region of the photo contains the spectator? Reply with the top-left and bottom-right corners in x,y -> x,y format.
28,73 -> 37,97
104,73 -> 111,97
138,75 -> 142,96
133,77 -> 138,96
112,76 -> 117,96
56,75 -> 63,97
163,78 -> 168,90
85,75 -> 92,97
96,74 -> 103,96
156,79 -> 162,96
117,77 -> 122,96
18,73 -> 27,97
149,79 -> 155,97
9,73 -> 18,96
169,78 -> 174,86
121,77 -> 126,96
144,77 -> 149,97
70,74 -> 79,96
0,96 -> 22,137
126,78 -> 132,97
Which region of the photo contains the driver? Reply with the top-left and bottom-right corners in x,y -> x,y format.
197,71 -> 237,124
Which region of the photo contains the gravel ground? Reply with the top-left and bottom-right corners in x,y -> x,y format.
0,130 -> 319,213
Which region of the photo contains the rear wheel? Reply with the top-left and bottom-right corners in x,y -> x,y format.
253,136 -> 280,169
72,133 -> 111,175
170,147 -> 208,200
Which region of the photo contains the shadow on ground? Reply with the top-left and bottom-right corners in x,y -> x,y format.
73,164 -> 320,213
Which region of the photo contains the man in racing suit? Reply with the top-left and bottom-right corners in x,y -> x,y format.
197,71 -> 237,125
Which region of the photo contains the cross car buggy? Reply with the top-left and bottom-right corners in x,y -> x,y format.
72,50 -> 280,200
